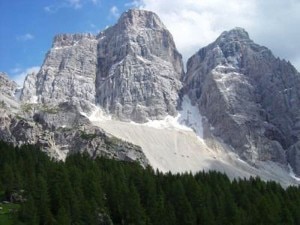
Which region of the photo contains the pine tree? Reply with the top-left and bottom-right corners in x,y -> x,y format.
56,207 -> 71,225
18,195 -> 38,225
35,175 -> 54,225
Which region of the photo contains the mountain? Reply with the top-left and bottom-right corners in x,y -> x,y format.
0,72 -> 18,98
1,10 -> 300,185
21,9 -> 183,122
0,72 -> 19,110
0,101 -> 147,165
183,27 -> 300,175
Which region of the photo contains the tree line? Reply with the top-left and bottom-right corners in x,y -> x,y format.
0,141 -> 299,225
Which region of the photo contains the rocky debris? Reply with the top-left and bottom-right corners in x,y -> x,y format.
183,27 -> 300,174
9,190 -> 26,203
21,9 -> 184,122
0,103 -> 148,166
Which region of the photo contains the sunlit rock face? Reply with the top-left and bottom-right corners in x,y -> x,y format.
12,10 -> 300,180
20,33 -> 98,112
21,9 -> 184,122
183,28 -> 300,175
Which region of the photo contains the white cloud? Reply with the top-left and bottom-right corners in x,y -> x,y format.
110,6 -> 120,18
91,0 -> 100,5
44,0 -> 100,13
125,0 -> 140,8
67,0 -> 82,9
44,0 -> 84,13
10,67 -> 22,74
132,0 -> 300,71
44,6 -> 52,12
16,33 -> 34,41
11,66 -> 40,87
90,23 -> 96,29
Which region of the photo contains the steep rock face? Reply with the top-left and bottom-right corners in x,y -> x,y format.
21,33 -> 98,111
95,9 -> 183,122
21,9 -> 184,122
1,71 -> 148,165
0,72 -> 19,110
184,28 -> 300,174
0,72 -> 18,97
21,72 -> 39,103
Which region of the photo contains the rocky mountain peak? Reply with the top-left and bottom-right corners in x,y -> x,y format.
95,8 -> 183,122
117,9 -> 166,30
52,33 -> 96,48
217,27 -> 250,43
184,27 -> 300,175
21,8 -> 184,122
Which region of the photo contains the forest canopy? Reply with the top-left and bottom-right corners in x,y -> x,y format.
0,141 -> 299,225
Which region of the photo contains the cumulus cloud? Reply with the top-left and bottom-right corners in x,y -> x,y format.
11,66 -> 40,87
132,0 -> 300,70
110,6 -> 120,18
16,33 -> 34,41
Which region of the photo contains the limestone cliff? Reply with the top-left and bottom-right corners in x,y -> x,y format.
21,9 -> 184,122
183,28 -> 300,174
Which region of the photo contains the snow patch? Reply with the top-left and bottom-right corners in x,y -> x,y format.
130,95 -> 204,138
178,95 -> 204,138
139,115 -> 191,131
29,95 -> 38,104
53,46 -> 70,50
99,36 -> 106,40
86,95 -> 204,139
82,106 -> 112,122
288,164 -> 300,181
136,55 -> 151,64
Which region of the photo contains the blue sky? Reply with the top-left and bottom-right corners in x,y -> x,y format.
0,0 -> 135,84
1,0 -> 300,85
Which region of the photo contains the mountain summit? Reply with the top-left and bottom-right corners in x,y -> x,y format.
184,27 -> 300,175
21,9 -> 183,122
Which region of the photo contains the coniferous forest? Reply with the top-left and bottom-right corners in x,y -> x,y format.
0,141 -> 300,225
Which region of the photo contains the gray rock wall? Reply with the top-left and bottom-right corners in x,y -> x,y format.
184,28 -> 300,173
0,72 -> 18,97
21,9 -> 184,122
21,33 -> 98,113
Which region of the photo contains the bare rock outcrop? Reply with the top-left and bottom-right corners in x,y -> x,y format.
20,33 -> 98,113
0,72 -> 19,110
183,28 -> 300,174
0,104 -> 148,166
95,9 -> 183,122
21,9 -> 184,122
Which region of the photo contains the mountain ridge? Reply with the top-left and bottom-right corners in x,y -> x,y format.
1,9 -> 300,185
